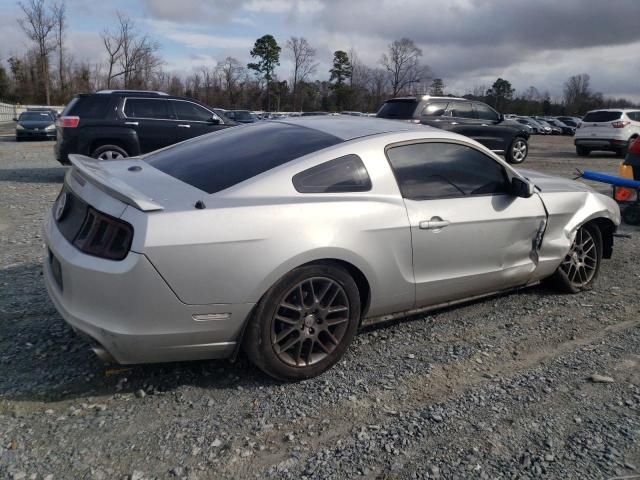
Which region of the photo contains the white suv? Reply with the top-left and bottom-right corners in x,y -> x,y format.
574,109 -> 640,157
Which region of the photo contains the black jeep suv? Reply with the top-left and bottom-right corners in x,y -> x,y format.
54,90 -> 236,164
377,96 -> 530,164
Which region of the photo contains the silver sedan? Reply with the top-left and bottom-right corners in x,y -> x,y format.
43,117 -> 620,380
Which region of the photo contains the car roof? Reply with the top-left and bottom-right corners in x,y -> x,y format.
270,116 -> 428,141
390,95 -> 466,102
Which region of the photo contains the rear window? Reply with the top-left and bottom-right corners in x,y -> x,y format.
146,122 -> 343,194
582,111 -> 622,123
64,95 -> 111,118
377,100 -> 419,119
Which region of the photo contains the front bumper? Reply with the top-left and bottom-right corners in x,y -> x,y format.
43,212 -> 254,364
17,129 -> 56,140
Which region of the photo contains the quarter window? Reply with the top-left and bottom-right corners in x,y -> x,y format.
386,142 -> 509,200
293,155 -> 372,193
474,103 -> 500,122
124,99 -> 170,119
172,101 -> 213,122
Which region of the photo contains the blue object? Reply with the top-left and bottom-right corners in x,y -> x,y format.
582,170 -> 640,188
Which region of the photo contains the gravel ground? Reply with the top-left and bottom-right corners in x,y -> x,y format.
0,135 -> 639,480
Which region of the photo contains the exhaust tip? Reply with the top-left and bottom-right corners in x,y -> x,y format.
92,346 -> 116,363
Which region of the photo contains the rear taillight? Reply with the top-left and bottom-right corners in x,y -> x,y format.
56,116 -> 80,128
73,208 -> 133,260
614,187 -> 637,202
612,120 -> 630,128
628,138 -> 640,155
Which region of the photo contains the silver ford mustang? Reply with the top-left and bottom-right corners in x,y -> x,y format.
43,117 -> 620,380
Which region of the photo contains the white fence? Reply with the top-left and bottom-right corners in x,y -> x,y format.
0,102 -> 65,122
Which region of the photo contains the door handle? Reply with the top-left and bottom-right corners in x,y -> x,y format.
125,121 -> 138,126
419,217 -> 450,230
177,124 -> 191,128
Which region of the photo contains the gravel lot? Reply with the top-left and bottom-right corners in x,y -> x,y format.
0,132 -> 639,480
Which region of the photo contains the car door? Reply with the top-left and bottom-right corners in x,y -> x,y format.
472,103 -> 508,151
385,140 -> 547,308
122,98 -> 179,153
169,100 -> 227,141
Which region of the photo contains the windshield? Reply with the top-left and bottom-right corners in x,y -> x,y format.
19,112 -> 52,121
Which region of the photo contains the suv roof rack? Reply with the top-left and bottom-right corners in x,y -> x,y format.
95,90 -> 169,96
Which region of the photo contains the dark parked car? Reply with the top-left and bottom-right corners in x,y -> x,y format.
14,111 -> 56,141
377,96 -> 530,164
54,90 -> 236,164
226,110 -> 258,123
556,116 -> 582,128
542,118 -> 575,136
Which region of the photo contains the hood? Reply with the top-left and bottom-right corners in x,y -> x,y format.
516,169 -> 594,193
19,120 -> 54,129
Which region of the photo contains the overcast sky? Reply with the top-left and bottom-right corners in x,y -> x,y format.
1,0 -> 639,101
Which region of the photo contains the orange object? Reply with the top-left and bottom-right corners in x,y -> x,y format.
619,163 -> 634,179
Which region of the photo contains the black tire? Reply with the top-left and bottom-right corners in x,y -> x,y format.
91,144 -> 128,161
622,206 -> 640,226
545,223 -> 603,294
243,264 -> 361,381
506,137 -> 528,164
576,146 -> 590,157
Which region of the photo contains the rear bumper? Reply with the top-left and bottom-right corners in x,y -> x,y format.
575,137 -> 628,150
43,211 -> 254,364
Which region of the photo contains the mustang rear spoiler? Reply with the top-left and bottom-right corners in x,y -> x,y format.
68,154 -> 164,212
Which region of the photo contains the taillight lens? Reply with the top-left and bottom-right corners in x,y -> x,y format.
56,116 -> 80,128
614,187 -> 637,202
628,138 -> 640,155
73,208 -> 133,260
612,120 -> 630,128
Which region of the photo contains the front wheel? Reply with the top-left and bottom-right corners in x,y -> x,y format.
546,223 -> 602,293
92,144 -> 128,161
243,264 -> 361,381
506,137 -> 528,164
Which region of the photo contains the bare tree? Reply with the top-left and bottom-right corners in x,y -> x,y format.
51,1 -> 66,94
17,0 -> 55,104
380,38 -> 428,96
286,37 -> 317,110
101,23 -> 124,89
563,73 -> 592,114
217,57 -> 245,105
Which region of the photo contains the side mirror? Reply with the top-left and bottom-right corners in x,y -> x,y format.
498,113 -> 505,123
209,116 -> 221,125
12,117 -> 18,122
511,177 -> 535,198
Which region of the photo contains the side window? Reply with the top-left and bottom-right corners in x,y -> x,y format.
124,99 -> 170,119
386,142 -> 509,200
449,102 -> 475,119
293,154 -> 372,193
172,101 -> 213,122
421,102 -> 449,117
474,103 -> 500,122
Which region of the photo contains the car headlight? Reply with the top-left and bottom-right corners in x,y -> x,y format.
16,124 -> 24,130
45,124 -> 55,131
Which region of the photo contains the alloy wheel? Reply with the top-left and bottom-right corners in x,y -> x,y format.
512,139 -> 528,162
98,150 -> 124,160
559,227 -> 598,288
271,277 -> 350,367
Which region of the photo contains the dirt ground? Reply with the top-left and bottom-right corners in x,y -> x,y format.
0,134 -> 638,480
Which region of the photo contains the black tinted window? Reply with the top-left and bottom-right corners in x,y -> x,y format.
377,100 -> 419,119
474,103 -> 500,121
386,142 -> 508,200
19,112 -> 52,121
421,102 -> 449,117
124,99 -> 170,119
582,111 -> 622,122
449,102 -> 475,119
172,101 -> 212,121
65,95 -> 111,118
146,122 -> 343,194
293,155 -> 371,193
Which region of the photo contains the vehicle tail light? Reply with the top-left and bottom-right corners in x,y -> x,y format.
56,116 -> 80,128
612,120 -> 630,128
614,187 -> 637,202
628,138 -> 640,155
73,208 -> 133,260
619,164 -> 634,179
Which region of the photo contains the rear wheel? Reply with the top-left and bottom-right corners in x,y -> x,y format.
243,264 -> 360,381
506,137 -> 528,164
92,144 -> 128,161
622,206 -> 640,226
546,223 -> 602,293
576,146 -> 590,157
